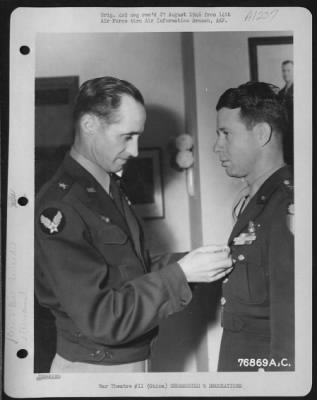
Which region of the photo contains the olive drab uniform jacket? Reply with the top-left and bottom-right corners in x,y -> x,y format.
218,166 -> 294,372
35,154 -> 191,365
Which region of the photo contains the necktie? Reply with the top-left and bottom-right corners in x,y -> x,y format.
110,176 -> 145,269
232,193 -> 250,222
109,177 -> 124,215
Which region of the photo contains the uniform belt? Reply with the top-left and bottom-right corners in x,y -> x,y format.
51,354 -> 147,372
221,311 -> 270,335
56,331 -> 151,365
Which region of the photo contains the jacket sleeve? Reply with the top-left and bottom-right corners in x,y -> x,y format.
268,198 -> 294,370
149,252 -> 187,273
35,201 -> 192,346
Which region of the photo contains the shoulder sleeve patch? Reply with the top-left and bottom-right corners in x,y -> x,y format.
39,208 -> 65,235
286,202 -> 294,234
287,203 -> 294,215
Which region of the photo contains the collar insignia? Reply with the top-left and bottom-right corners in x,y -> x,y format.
58,182 -> 67,190
100,215 -> 110,223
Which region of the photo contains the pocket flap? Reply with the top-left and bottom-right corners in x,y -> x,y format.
98,224 -> 128,245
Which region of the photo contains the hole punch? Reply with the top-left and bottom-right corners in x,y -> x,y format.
18,196 -> 28,206
17,349 -> 28,359
20,46 -> 30,55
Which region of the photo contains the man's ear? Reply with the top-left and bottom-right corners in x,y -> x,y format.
254,122 -> 272,147
79,114 -> 98,135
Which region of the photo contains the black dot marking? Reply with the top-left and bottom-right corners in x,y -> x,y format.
20,46 -> 30,55
18,196 -> 28,206
17,349 -> 28,359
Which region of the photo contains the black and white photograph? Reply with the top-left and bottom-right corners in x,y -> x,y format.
4,6 -> 312,398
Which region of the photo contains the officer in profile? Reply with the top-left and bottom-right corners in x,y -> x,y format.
214,81 -> 294,371
35,76 -> 232,373
278,60 -> 294,105
278,60 -> 294,166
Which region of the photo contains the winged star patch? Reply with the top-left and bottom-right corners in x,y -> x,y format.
40,208 -> 65,234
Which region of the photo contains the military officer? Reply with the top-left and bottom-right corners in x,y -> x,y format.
214,81 -> 294,372
35,76 -> 232,373
278,60 -> 294,166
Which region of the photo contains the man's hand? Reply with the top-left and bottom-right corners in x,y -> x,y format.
178,245 -> 232,283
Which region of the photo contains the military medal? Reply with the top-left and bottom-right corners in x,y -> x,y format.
248,221 -> 255,233
233,221 -> 257,245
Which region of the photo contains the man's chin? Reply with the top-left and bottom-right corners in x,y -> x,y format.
112,160 -> 127,172
112,166 -> 124,175
115,169 -> 124,177
224,166 -> 233,176
224,167 -> 239,178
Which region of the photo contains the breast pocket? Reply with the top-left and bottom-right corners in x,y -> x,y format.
229,245 -> 268,304
91,223 -> 129,263
99,224 -> 128,245
94,223 -> 144,281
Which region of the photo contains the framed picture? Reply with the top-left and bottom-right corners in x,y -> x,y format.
248,36 -> 293,87
35,76 -> 79,147
122,148 -> 164,220
35,76 -> 79,194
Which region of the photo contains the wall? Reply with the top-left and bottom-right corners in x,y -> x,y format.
36,32 -> 190,255
193,30 -> 292,370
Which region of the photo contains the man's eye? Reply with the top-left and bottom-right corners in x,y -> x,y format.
124,135 -> 133,141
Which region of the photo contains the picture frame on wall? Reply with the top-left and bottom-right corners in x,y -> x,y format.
248,36 -> 293,88
35,76 -> 79,147
122,147 -> 165,220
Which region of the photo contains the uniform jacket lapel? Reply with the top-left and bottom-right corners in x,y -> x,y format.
228,197 -> 263,244
62,154 -> 131,237
228,166 -> 292,245
62,154 -> 147,268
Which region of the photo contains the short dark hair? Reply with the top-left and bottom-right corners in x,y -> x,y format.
73,76 -> 145,125
216,81 -> 288,136
282,60 -> 293,66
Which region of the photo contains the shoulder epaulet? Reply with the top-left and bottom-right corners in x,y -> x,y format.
49,174 -> 74,201
55,177 -> 73,196
37,172 -> 74,205
36,175 -> 73,236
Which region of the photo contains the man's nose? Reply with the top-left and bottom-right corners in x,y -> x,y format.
127,136 -> 139,158
213,136 -> 222,153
